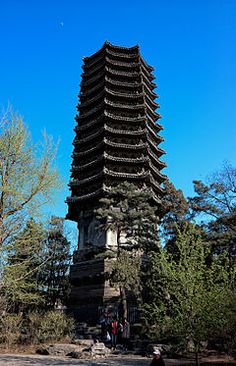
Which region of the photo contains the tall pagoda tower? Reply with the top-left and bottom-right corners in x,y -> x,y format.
66,42 -> 166,323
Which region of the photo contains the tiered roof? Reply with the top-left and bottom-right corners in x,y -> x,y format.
66,41 -> 166,221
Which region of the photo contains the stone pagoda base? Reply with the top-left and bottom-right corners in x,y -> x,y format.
68,258 -> 120,325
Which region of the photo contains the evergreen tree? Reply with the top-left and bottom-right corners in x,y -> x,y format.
40,216 -> 71,308
96,181 -> 160,316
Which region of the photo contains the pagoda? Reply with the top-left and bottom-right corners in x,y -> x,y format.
66,42 -> 166,323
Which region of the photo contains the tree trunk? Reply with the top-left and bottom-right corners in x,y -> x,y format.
195,351 -> 200,366
117,226 -> 128,319
120,285 -> 128,319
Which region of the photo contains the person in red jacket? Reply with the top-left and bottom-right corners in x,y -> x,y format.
111,317 -> 118,350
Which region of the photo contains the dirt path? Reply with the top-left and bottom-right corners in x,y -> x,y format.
0,354 -> 191,366
0,353 -> 235,366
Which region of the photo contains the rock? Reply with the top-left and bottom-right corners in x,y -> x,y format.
36,347 -> 50,355
91,342 -> 111,357
73,338 -> 94,347
37,343 -> 84,356
67,351 -> 82,359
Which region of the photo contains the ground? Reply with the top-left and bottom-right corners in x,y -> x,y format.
0,354 -> 236,366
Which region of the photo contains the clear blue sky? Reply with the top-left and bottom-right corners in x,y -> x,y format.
0,0 -> 235,221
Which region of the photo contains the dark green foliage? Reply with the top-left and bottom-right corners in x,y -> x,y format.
96,182 -> 160,314
1,216 -> 71,313
39,216 -> 71,308
96,181 -> 160,253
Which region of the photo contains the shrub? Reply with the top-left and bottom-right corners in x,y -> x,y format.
0,313 -> 22,347
32,310 -> 75,343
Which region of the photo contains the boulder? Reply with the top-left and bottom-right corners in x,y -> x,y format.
73,338 -> 94,347
91,342 -> 111,358
37,343 -> 84,356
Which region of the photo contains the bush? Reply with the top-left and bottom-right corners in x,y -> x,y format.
32,310 -> 75,343
0,313 -> 23,347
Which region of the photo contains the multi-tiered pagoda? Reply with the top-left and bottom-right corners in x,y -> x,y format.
66,42 -> 166,323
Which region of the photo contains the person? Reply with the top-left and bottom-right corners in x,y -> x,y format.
117,318 -> 123,344
100,310 -> 111,342
111,317 -> 118,350
122,318 -> 130,350
149,349 -> 165,366
99,313 -> 107,340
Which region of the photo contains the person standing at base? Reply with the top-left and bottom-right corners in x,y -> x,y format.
122,318 -> 130,350
150,349 -> 165,366
111,317 -> 118,350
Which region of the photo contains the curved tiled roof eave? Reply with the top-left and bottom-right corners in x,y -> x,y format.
71,154 -> 104,172
72,141 -> 104,157
104,167 -> 149,179
69,171 -> 104,186
104,151 -> 148,164
104,124 -> 146,136
104,110 -> 146,123
105,87 -> 144,101
78,101 -> 104,119
104,138 -> 147,150
73,128 -> 104,145
74,115 -> 104,132
105,98 -> 145,111
66,187 -> 103,202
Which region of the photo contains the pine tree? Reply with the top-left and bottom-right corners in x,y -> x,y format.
96,181 -> 160,316
39,216 -> 71,309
